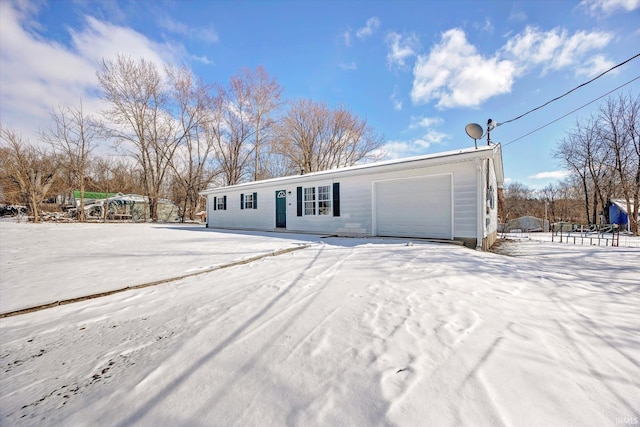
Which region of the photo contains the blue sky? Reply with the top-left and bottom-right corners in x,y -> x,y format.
1,0 -> 639,189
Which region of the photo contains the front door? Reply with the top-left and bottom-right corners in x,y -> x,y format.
275,190 -> 287,228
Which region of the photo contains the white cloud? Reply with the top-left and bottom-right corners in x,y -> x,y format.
502,26 -> 613,74
383,115 -> 449,159
342,30 -> 352,47
409,116 -> 443,129
502,26 -> 563,68
411,25 -> 615,109
576,54 -> 616,77
380,130 -> 449,159
416,129 -> 448,147
70,16 -> 175,67
157,15 -> 218,43
474,17 -> 494,33
509,5 -> 527,21
379,141 -> 412,159
0,1 -> 180,144
356,17 -> 380,40
193,55 -> 214,65
390,87 -> 402,111
411,28 -> 517,109
580,0 -> 640,15
386,32 -> 420,69
339,61 -> 357,71
528,171 -> 571,180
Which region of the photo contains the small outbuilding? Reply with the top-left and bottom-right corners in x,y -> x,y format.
608,199 -> 637,233
201,144 -> 504,250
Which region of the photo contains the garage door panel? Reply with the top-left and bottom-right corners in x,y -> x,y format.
375,175 -> 452,239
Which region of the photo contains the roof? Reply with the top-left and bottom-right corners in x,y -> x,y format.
73,190 -> 118,199
610,199 -> 637,216
202,144 -> 504,195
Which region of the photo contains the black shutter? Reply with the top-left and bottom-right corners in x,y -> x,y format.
223,195 -> 227,210
333,182 -> 340,217
240,193 -> 244,209
253,192 -> 258,209
296,186 -> 303,217
213,197 -> 217,211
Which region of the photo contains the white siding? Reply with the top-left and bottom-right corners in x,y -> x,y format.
203,148 -> 504,245
486,158 -> 499,234
208,190 -> 275,230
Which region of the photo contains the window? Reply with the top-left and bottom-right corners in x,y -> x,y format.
213,196 -> 227,211
245,193 -> 254,209
216,196 -> 226,210
241,192 -> 258,210
298,184 -> 337,216
304,187 -> 315,215
318,185 -> 331,215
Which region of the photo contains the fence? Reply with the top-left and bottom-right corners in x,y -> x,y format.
552,224 -> 620,247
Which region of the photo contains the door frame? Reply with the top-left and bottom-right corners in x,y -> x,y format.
275,189 -> 287,228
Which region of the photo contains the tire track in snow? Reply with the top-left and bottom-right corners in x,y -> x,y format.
0,244 -> 312,319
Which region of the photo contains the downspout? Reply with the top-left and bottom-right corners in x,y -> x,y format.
476,157 -> 484,250
205,195 -> 210,228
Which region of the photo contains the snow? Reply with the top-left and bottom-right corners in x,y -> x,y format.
0,222 -> 317,314
1,222 -> 639,426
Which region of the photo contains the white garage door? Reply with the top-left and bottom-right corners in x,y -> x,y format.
375,174 -> 452,239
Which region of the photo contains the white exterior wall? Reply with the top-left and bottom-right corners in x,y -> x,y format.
205,157 -> 482,241
486,157 -> 499,234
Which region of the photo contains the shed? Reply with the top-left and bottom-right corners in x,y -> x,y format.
608,199 -> 637,233
201,144 -> 504,249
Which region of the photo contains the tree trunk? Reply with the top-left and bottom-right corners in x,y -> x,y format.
581,175 -> 590,224
29,193 -> 40,223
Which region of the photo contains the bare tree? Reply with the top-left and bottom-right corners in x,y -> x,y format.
166,66 -> 220,221
242,66 -> 284,180
554,116 -> 607,224
91,156 -> 144,196
599,92 -> 640,234
40,102 -> 100,221
0,127 -> 57,222
275,99 -> 384,173
553,92 -> 640,233
212,81 -> 255,185
97,55 -> 194,221
501,182 -> 535,220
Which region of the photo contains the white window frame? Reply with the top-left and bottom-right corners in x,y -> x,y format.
244,193 -> 254,210
303,185 -> 331,216
304,187 -> 315,216
216,196 -> 225,210
317,185 -> 331,215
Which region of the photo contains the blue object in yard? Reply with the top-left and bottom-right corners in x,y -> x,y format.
609,202 -> 628,226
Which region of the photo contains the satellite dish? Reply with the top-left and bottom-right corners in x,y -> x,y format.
465,123 -> 484,140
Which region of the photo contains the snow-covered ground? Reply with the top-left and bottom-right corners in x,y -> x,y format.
503,229 -> 640,248
1,222 -> 639,426
0,222 -> 318,314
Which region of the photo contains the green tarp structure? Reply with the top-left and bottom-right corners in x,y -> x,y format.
73,190 -> 118,200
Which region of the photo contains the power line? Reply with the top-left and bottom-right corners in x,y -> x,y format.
498,52 -> 640,127
502,74 -> 640,147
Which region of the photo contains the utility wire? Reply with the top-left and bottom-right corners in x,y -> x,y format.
503,74 -> 640,147
498,52 -> 640,127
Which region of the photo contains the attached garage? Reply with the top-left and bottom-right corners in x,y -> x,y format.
374,174 -> 452,239
201,144 -> 504,250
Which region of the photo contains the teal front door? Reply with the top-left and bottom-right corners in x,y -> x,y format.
275,190 -> 287,228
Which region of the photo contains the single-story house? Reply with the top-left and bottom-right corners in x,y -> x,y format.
201,144 -> 504,250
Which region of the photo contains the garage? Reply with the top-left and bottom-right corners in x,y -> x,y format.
203,145 -> 503,249
374,174 -> 452,239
